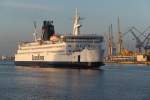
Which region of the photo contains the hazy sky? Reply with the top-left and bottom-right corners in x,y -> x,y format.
0,0 -> 150,55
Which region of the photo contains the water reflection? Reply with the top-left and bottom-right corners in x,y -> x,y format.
14,66 -> 103,100
0,64 -> 150,100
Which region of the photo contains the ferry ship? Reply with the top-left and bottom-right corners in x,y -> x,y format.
15,9 -> 104,68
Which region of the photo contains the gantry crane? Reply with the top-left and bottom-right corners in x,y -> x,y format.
124,26 -> 150,54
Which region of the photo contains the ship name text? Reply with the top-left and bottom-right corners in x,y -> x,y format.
32,55 -> 44,61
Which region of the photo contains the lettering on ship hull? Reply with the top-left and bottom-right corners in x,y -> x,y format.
32,55 -> 44,61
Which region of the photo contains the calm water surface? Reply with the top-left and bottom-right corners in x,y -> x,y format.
0,63 -> 150,100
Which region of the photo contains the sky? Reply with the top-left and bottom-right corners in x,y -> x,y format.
0,0 -> 150,55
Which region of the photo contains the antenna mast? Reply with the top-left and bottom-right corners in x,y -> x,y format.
33,21 -> 37,41
73,8 -> 82,36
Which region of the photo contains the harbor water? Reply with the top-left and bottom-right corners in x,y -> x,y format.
0,62 -> 150,100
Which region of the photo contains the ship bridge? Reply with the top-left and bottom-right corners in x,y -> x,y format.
63,35 -> 104,43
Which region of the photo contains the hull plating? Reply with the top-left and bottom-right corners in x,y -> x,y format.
15,61 -> 104,68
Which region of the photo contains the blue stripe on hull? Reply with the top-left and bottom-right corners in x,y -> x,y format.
15,61 -> 104,68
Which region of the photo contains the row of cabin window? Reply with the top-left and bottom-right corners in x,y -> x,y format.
19,45 -> 65,50
18,50 -> 65,54
68,44 -> 97,48
66,40 -> 101,43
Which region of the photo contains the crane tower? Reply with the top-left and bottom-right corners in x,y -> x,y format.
117,17 -> 123,55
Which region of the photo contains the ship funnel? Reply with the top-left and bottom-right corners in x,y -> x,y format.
42,20 -> 55,41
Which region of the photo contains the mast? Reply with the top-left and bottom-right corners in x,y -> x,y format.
73,8 -> 82,36
33,21 -> 37,41
117,17 -> 123,55
108,24 -> 113,60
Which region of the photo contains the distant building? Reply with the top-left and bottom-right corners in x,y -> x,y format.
0,55 -> 15,61
0,55 -> 2,60
2,56 -> 6,60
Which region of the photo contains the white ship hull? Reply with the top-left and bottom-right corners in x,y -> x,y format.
15,43 -> 104,68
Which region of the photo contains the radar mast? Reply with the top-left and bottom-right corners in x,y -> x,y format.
73,8 -> 82,36
33,21 -> 37,41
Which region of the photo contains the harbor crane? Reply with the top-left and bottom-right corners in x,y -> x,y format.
124,26 -> 150,54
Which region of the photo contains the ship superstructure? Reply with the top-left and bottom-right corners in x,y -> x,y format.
15,9 -> 104,68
